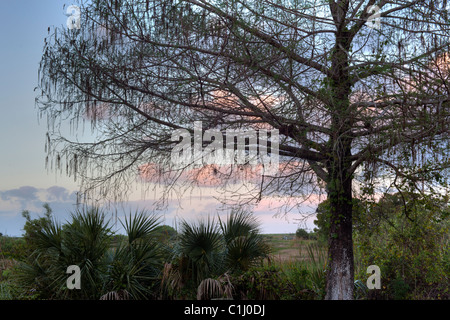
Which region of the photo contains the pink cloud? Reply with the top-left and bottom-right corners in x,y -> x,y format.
137,160 -> 308,187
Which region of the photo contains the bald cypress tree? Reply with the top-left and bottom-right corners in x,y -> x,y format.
38,0 -> 450,299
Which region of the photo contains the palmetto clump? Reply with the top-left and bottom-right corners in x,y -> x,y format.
161,208 -> 270,299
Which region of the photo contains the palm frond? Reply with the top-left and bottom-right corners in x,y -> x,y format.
177,217 -> 223,283
219,208 -> 261,244
220,209 -> 270,272
197,273 -> 234,300
121,209 -> 162,244
100,289 -> 130,300
197,278 -> 223,300
107,210 -> 164,299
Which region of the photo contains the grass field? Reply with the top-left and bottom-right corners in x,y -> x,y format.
263,234 -> 326,264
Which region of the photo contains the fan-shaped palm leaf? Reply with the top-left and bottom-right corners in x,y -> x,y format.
177,217 -> 223,284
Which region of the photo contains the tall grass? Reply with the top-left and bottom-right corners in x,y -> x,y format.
277,242 -> 328,299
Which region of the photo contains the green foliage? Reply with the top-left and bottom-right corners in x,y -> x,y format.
10,205 -> 271,300
353,279 -> 369,300
219,209 -> 271,273
223,241 -> 329,300
354,193 -> 449,300
14,206 -> 166,300
162,209 -> 270,299
6,196 -> 447,300
286,264 -> 316,299
176,216 -> 224,286
16,207 -> 112,299
314,193 -> 449,300
107,211 -> 165,299
233,265 -> 290,300
230,242 -> 329,300
21,203 -> 53,255
0,236 -> 26,260
281,242 -> 328,300
0,281 -> 13,300
295,228 -> 312,240
389,277 -> 410,300
153,225 -> 177,243
303,243 -> 327,299
314,198 -> 365,244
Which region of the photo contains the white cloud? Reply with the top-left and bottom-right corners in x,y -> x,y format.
0,186 -> 78,236
0,184 -> 321,236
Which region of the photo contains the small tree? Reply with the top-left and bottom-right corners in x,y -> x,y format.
295,228 -> 311,240
21,203 -> 53,255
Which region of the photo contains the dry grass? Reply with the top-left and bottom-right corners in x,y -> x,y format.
264,234 -> 327,265
0,259 -> 15,273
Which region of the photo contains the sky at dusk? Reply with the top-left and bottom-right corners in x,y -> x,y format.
0,0 -> 318,236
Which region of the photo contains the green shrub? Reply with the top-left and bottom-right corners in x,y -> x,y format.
232,265 -> 289,300
354,193 -> 449,300
0,236 -> 26,260
163,209 -> 271,299
282,263 -> 316,299
390,277 -> 410,300
295,228 -> 311,240
15,206 -> 166,300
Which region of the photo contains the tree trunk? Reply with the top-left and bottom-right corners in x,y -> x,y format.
325,170 -> 354,300
324,28 -> 355,300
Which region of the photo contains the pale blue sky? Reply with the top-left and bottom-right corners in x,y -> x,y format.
0,0 -> 75,188
0,0 -> 82,235
0,0 -> 313,236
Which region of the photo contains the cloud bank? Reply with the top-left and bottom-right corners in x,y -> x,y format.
0,185 -> 319,237
0,186 -> 79,236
